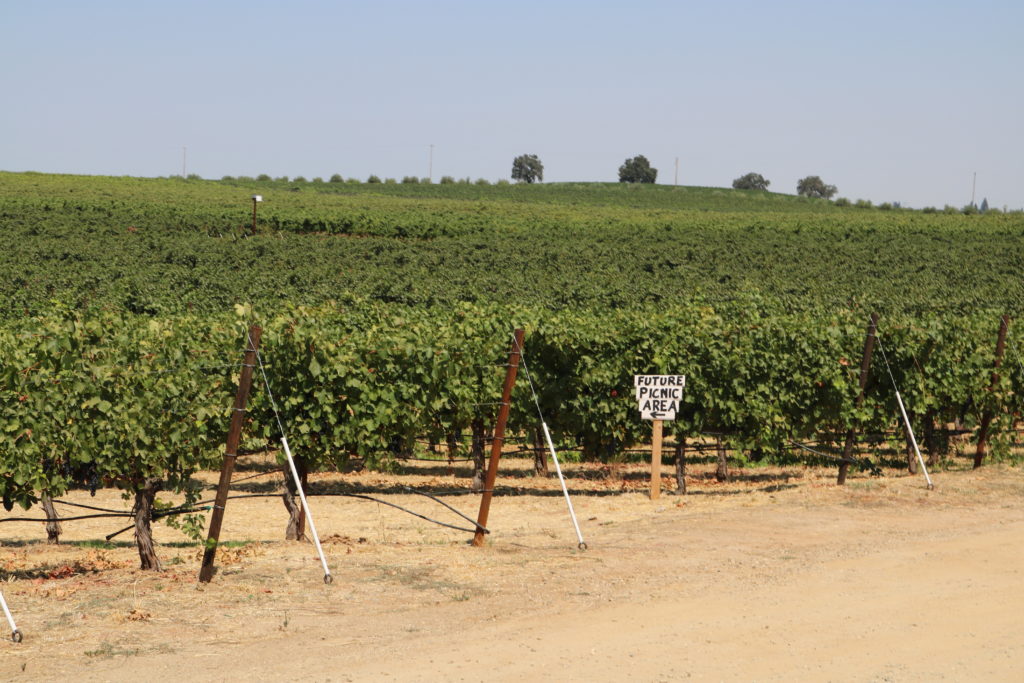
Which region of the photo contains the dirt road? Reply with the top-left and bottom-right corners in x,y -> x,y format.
2,462 -> 1022,681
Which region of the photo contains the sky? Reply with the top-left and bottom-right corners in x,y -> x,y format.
2,0 -> 1022,209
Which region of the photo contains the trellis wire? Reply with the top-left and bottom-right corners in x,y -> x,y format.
875,328 -> 934,490
511,332 -> 587,550
249,331 -> 333,585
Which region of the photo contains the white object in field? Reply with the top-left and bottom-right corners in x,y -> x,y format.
0,589 -> 21,642
251,194 -> 263,202
281,437 -> 332,582
634,375 -> 685,420
542,421 -> 586,550
895,391 -> 934,489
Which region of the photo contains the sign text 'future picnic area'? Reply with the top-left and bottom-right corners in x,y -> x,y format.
634,375 -> 686,421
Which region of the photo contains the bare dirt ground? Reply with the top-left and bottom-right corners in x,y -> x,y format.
2,457 -> 1022,682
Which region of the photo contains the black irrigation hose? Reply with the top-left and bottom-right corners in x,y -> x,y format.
104,506 -> 212,541
52,499 -> 126,514
787,441 -> 882,475
1,512 -> 134,523
402,487 -> 482,529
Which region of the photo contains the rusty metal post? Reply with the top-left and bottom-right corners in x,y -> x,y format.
838,313 -> 879,485
199,325 -> 262,583
472,328 -> 524,547
974,315 -> 1010,469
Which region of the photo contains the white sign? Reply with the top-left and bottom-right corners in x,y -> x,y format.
633,375 -> 685,420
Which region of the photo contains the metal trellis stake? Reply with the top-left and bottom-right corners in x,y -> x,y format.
199,325 -> 262,583
472,328 -> 524,547
1,589 -> 22,643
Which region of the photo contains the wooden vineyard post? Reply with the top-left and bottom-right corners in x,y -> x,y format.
838,313 -> 878,485
199,325 -> 262,583
974,315 -> 1010,469
650,419 -> 663,500
472,328 -> 525,547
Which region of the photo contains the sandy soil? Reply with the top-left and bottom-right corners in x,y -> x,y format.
1,457 -> 1022,682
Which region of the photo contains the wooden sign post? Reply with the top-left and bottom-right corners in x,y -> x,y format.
650,419 -> 663,500
634,375 -> 686,501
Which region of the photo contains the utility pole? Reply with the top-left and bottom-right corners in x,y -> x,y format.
971,171 -> 977,207
674,157 -> 679,186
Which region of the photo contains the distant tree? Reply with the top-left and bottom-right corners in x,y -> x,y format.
834,197 -> 851,207
257,174 -> 272,182
275,176 -> 289,183
980,198 -> 989,213
732,172 -> 770,191
401,176 -> 420,184
367,174 -> 382,183
293,176 -> 307,183
475,178 -> 491,186
618,155 -> 657,183
511,154 -> 544,183
329,174 -> 344,183
221,175 -> 235,182
311,177 -> 324,184
796,175 -> 837,199
439,175 -> 455,184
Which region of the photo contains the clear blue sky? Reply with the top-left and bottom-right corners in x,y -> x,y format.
3,1 -> 1022,208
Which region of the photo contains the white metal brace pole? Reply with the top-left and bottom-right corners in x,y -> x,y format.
542,422 -> 587,550
895,391 -> 934,490
1,589 -> 22,643
281,437 -> 333,583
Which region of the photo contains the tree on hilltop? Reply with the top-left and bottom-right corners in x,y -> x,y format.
618,155 -> 657,183
511,154 -> 544,183
732,172 -> 770,191
796,175 -> 837,199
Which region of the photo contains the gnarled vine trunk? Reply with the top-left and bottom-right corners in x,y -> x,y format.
673,439 -> 687,495
133,478 -> 162,571
41,494 -> 61,544
282,457 -> 308,541
470,418 -> 486,492
446,431 -> 460,477
533,426 -> 549,477
715,436 -> 729,482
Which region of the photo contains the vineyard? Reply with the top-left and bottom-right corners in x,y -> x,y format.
2,171 -> 1023,569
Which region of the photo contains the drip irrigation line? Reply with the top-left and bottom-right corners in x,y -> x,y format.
788,440 -> 880,474
195,491 -> 486,535
2,512 -> 133,523
230,469 -> 284,485
52,499 -> 126,514
104,506 -> 212,541
401,486 -> 481,529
